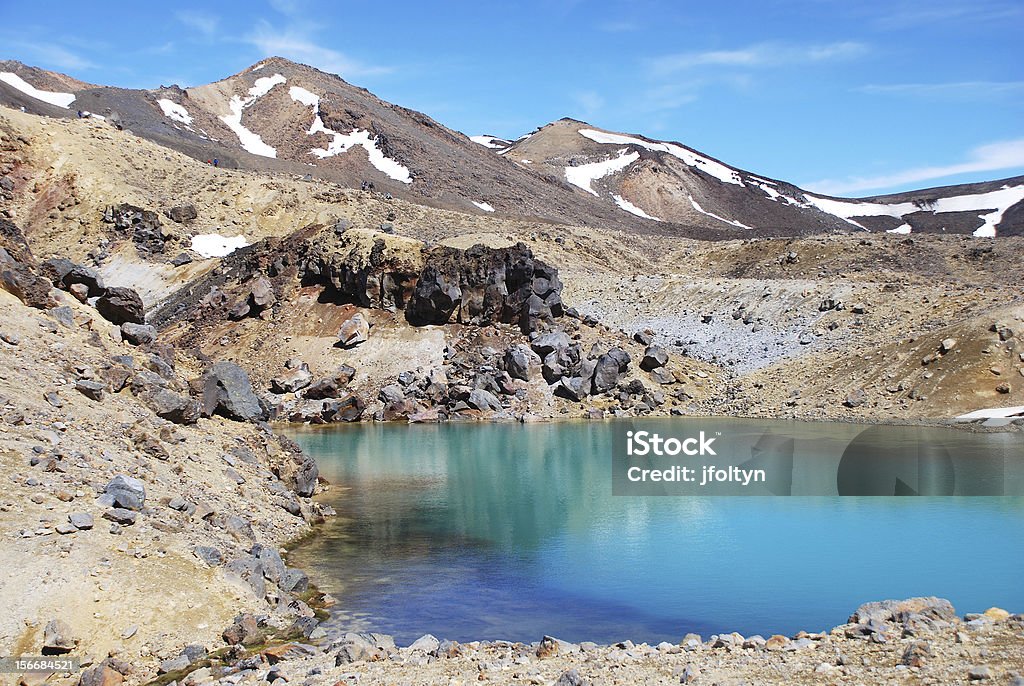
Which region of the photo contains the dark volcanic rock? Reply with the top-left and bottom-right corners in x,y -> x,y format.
120,322 -> 157,345
1,249 -> 56,309
294,455 -> 319,497
504,343 -> 540,381
104,204 -> 168,255
303,366 -> 356,400
165,204 -> 198,223
144,388 -> 200,425
554,376 -> 586,402
640,345 -> 669,371
105,474 -> 146,510
96,287 -> 145,325
41,259 -> 106,297
591,354 -> 623,394
75,380 -> 106,401
406,243 -> 563,334
200,361 -> 266,422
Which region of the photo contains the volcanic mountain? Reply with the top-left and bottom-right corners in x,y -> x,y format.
2,57 -> 1022,236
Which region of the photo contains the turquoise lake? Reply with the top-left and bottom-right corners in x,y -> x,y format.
288,419 -> 1024,644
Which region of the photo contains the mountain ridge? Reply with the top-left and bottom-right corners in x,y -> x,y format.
2,56 -> 1022,237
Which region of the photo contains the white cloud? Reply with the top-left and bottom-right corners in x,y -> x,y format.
649,41 -> 868,76
176,10 -> 219,38
857,81 -> 1024,98
245,21 -> 391,77
804,138 -> 1024,195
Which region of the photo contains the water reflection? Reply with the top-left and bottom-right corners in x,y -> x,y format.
288,420 -> 1024,644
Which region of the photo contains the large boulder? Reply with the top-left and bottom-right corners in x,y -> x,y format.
531,331 -> 571,357
105,475 -> 146,510
591,354 -> 623,394
294,456 -> 319,497
144,388 -> 200,425
41,259 -> 106,297
229,276 -> 276,319
42,619 -> 77,655
165,204 -> 198,223
554,376 -> 586,402
200,361 -> 266,422
96,287 -> 145,325
120,322 -> 157,345
337,312 -> 370,347
640,345 -> 669,371
303,366 -> 356,400
0,258 -> 56,309
467,388 -> 503,412
504,344 -> 541,381
271,364 -> 313,394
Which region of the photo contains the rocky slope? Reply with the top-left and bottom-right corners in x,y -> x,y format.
1,203 -> 339,685
2,104 -> 1022,425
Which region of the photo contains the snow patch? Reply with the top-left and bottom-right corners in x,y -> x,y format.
565,150 -> 639,196
252,63 -> 266,72
689,196 -> 753,229
887,223 -> 912,235
191,234 -> 250,258
472,201 -> 495,212
804,184 -> 1024,237
612,194 -> 661,221
0,72 -> 75,108
520,159 -> 532,164
157,98 -> 193,126
470,135 -> 508,149
220,73 -> 286,158
956,405 -> 1024,420
289,85 -> 412,183
288,85 -> 319,109
579,128 -> 743,186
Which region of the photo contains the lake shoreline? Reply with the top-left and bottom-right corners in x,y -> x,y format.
202,597 -> 1024,685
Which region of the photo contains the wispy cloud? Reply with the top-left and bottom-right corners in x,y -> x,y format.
648,41 -> 868,76
857,81 -> 1024,99
805,138 -> 1024,195
873,0 -> 1023,29
244,21 -> 391,77
571,91 -> 605,119
175,10 -> 220,38
5,39 -> 96,71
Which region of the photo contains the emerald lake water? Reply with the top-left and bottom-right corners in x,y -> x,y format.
288,419 -> 1024,644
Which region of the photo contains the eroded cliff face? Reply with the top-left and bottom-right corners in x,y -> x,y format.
155,224 -> 566,336
300,227 -> 564,333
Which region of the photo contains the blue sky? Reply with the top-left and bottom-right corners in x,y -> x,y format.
2,0 -> 1022,196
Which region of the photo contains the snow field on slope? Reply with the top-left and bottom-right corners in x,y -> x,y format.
564,150 -> 639,196
0,72 -> 75,108
804,184 -> 1024,237
579,128 -> 743,186
220,73 -> 286,158
288,85 -> 412,183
